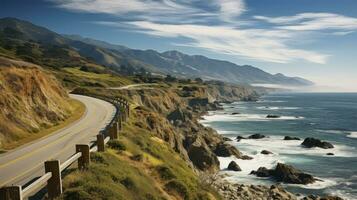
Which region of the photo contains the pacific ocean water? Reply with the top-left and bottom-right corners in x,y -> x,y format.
200,93 -> 357,199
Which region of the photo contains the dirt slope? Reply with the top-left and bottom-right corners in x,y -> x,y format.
0,57 -> 73,149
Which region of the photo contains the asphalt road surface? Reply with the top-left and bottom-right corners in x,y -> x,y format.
0,94 -> 116,187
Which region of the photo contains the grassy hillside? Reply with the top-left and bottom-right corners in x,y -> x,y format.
0,57 -> 85,150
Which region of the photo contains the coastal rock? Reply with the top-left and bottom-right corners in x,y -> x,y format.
266,114 -> 281,119
251,163 -> 316,184
301,138 -> 334,149
248,134 -> 265,139
213,142 -> 253,160
231,112 -> 240,115
284,136 -> 301,140
261,150 -> 273,155
326,153 -> 334,156
222,137 -> 233,141
214,142 -> 242,158
250,167 -> 272,177
302,195 -> 344,200
187,144 -> 220,172
236,136 -> 246,141
227,161 -> 241,171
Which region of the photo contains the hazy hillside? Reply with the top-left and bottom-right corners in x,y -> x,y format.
0,17 -> 313,86
0,57 -> 75,149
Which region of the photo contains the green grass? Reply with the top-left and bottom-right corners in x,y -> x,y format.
61,110 -> 222,200
59,67 -> 132,88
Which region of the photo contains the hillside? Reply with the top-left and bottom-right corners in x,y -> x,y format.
0,17 -> 313,86
0,57 -> 80,150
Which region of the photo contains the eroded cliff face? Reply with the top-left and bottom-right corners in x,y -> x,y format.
0,57 -> 72,148
111,84 -> 256,173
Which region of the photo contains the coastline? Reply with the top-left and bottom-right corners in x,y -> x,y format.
198,99 -> 347,200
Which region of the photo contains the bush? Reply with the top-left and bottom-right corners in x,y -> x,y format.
130,154 -> 143,162
107,140 -> 126,151
165,180 -> 189,200
156,165 -> 176,180
120,177 -> 136,190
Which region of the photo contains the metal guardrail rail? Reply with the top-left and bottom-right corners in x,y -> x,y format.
0,95 -> 130,200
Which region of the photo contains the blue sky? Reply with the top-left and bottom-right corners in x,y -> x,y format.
1,0 -> 357,91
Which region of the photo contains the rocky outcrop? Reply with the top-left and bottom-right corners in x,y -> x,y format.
248,134 -> 266,139
250,163 -> 316,184
266,114 -> 281,118
284,136 -> 300,140
207,175 -> 298,200
187,143 -> 220,172
302,195 -> 344,200
301,138 -> 334,149
236,136 -> 246,141
261,150 -> 273,155
213,142 -> 252,160
227,161 -> 241,171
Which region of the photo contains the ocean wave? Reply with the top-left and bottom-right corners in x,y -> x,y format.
347,132 -> 357,139
200,113 -> 304,123
256,106 -> 300,110
257,100 -> 286,103
228,135 -> 356,158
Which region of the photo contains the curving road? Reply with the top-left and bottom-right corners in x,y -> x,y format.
0,94 -> 116,187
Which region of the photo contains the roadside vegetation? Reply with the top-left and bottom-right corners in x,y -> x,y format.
61,104 -> 221,200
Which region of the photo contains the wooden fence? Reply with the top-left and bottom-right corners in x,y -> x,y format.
0,96 -> 129,200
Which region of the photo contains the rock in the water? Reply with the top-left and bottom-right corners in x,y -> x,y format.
302,195 -> 344,200
214,142 -> 242,157
227,161 -> 241,171
250,167 -> 272,177
266,114 -> 281,118
274,163 -> 315,184
248,134 -> 265,139
301,138 -> 334,149
261,150 -> 273,155
251,163 -> 316,184
213,142 -> 252,160
284,136 -> 301,140
236,136 -> 246,141
326,153 -> 334,156
222,137 -> 233,141
231,112 -> 240,115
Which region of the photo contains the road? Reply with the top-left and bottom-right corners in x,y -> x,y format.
0,94 -> 116,187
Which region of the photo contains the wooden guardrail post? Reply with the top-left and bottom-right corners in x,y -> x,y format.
44,160 -> 62,199
118,116 -> 122,130
0,186 -> 22,200
126,103 -> 130,117
97,134 -> 105,152
109,122 -> 118,139
76,144 -> 90,170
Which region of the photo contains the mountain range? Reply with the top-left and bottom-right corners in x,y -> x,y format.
0,17 -> 313,86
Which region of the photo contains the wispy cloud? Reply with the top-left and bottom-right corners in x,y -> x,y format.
125,21 -> 328,64
50,0 -> 357,64
254,13 -> 357,31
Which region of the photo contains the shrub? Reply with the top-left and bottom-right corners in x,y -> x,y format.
156,165 -> 176,180
165,180 -> 189,200
130,154 -> 143,162
107,140 -> 126,151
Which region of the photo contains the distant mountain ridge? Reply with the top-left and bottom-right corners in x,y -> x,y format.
0,17 -> 313,86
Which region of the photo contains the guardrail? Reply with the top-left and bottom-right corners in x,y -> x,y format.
0,95 -> 130,200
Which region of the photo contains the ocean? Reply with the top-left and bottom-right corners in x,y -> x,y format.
200,93 -> 357,199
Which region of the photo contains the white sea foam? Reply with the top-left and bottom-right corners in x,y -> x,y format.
229,135 -> 356,158
347,132 -> 357,139
256,106 -> 300,110
200,113 -> 304,123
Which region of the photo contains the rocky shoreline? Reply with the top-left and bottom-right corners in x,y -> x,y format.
198,100 -> 344,200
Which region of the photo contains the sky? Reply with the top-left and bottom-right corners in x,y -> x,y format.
1,0 -> 357,92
